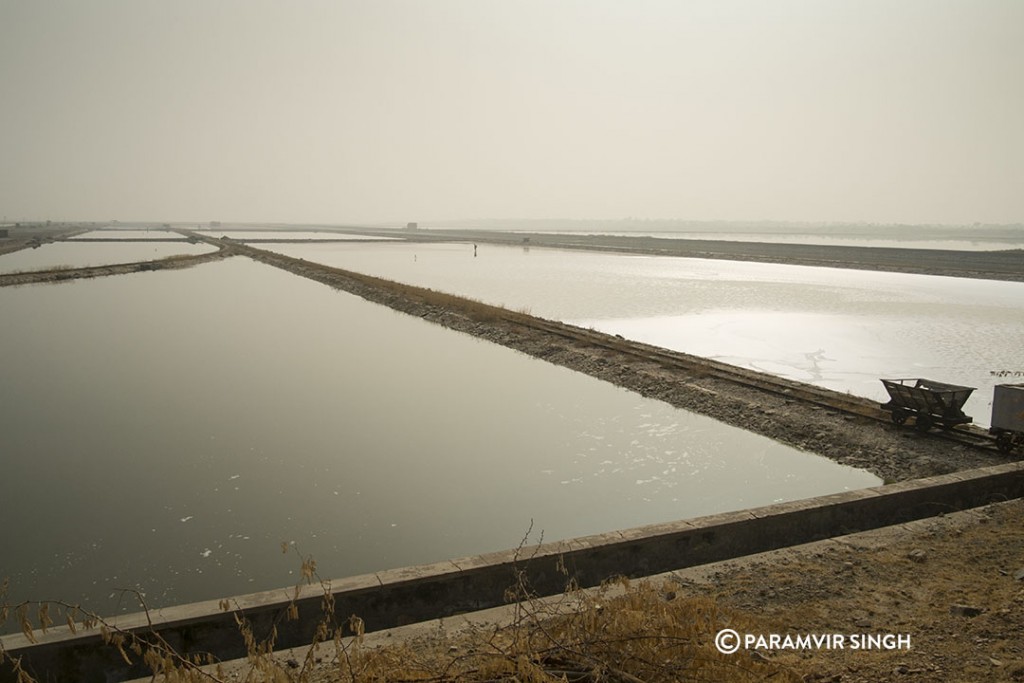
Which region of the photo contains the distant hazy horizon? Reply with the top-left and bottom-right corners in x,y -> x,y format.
2,1 -> 1021,226
6,218 -> 1024,235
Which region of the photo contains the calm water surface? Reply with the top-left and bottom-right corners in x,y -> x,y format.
263,242 -> 1024,424
0,241 -> 217,274
70,230 -> 185,240
0,257 -> 877,621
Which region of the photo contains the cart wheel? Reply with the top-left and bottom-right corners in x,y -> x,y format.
891,410 -> 908,426
996,432 -> 1013,454
915,415 -> 932,433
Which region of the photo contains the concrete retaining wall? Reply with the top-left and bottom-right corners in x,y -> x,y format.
4,461 -> 1023,682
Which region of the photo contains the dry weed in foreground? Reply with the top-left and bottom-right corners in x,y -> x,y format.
2,550 -> 798,683
0,548 -> 361,683
1,576 -> 235,683
325,572 -> 799,683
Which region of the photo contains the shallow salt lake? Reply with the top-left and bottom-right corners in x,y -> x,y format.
69,229 -> 186,240
0,241 -> 217,274
0,256 -> 877,621
260,241 -> 1024,424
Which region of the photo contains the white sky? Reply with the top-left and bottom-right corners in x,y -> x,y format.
1,0 -> 1021,225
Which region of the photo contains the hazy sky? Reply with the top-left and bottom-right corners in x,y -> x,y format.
1,1 -> 1021,225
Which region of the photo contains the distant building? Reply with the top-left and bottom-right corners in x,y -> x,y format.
406,222 -> 418,230
0,229 -> 8,238
209,221 -> 222,227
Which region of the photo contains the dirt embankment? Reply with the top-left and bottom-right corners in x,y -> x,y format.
9,228 -> 1018,480
0,247 -> 230,287
213,238 -> 1012,484
0,224 -> 99,254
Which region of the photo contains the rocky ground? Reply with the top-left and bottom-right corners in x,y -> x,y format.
671,498 -> 1024,682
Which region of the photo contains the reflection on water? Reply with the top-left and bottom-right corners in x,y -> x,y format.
0,257 -> 877,620
0,241 -> 217,274
261,242 -> 1024,424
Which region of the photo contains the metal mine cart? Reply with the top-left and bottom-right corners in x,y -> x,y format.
880,378 -> 976,432
990,383 -> 1024,454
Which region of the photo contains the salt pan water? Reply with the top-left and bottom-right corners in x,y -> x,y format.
0,256 -> 876,621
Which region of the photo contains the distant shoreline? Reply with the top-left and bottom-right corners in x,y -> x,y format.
369,228 -> 1024,283
4,224 -> 1022,283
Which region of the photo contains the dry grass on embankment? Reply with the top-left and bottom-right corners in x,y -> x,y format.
1,571 -> 795,683
0,248 -> 230,287
295,585 -> 792,683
